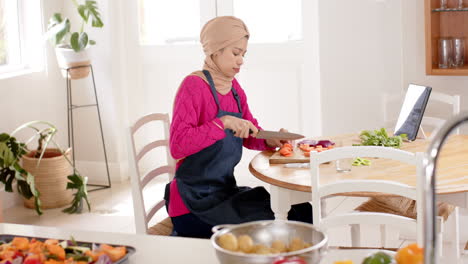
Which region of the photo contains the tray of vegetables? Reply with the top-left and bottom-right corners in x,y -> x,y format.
0,235 -> 135,264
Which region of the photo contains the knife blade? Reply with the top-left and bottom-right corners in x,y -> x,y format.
251,130 -> 305,140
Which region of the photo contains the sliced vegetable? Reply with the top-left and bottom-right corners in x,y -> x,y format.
297,139 -> 317,147
316,140 -> 335,148
352,157 -> 371,166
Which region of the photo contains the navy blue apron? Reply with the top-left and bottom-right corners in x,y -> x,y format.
170,70 -> 274,226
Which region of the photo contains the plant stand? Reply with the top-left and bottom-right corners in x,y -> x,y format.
65,64 -> 111,192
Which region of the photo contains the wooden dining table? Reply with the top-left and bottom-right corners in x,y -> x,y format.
249,133 -> 468,220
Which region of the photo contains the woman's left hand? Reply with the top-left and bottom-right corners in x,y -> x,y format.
265,128 -> 291,148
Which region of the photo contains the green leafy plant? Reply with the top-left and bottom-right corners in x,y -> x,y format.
45,0 -> 103,52
0,121 -> 90,215
354,128 -> 408,148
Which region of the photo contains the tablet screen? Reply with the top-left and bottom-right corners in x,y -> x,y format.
394,84 -> 432,141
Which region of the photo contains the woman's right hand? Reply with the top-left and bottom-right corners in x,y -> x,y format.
219,116 -> 259,138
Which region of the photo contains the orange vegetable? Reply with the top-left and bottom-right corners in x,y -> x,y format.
283,143 -> 293,149
46,243 -> 66,260
334,261 -> 354,264
395,243 -> 423,264
11,237 -> 29,251
279,148 -> 292,156
304,152 -> 310,157
29,240 -> 45,255
100,244 -> 127,262
44,239 -> 59,245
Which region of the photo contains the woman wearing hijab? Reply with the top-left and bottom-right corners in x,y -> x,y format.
165,16 -> 312,238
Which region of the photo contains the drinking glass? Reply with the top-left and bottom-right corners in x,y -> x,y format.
335,140 -> 352,173
452,38 -> 465,67
457,0 -> 464,9
438,38 -> 453,69
440,0 -> 447,9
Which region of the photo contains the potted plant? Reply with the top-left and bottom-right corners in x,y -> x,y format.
45,0 -> 103,80
0,121 -> 90,215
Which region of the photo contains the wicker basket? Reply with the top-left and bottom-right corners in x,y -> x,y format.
22,148 -> 74,209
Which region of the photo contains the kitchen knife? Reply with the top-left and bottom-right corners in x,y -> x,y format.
250,130 -> 305,140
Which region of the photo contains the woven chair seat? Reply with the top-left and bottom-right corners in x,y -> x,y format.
355,196 -> 455,221
147,217 -> 173,236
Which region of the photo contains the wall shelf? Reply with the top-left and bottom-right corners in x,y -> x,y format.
432,7 -> 468,12
425,0 -> 468,76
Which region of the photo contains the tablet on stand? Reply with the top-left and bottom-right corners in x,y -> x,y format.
394,84 -> 432,141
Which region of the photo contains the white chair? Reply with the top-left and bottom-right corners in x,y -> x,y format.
421,91 -> 460,136
382,91 -> 460,136
310,146 -> 438,249
128,113 -> 176,235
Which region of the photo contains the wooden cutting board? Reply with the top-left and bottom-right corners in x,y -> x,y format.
269,148 -> 310,164
268,135 -> 359,164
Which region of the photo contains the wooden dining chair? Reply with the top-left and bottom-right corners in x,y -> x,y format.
309,146 -> 442,250
128,113 -> 176,235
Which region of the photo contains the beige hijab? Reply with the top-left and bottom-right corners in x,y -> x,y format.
191,16 -> 250,94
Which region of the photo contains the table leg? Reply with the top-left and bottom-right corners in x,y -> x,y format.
270,185 -> 311,221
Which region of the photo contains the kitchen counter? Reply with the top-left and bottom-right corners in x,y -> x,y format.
0,223 -> 396,263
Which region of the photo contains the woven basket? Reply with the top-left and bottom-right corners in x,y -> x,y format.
22,148 -> 74,209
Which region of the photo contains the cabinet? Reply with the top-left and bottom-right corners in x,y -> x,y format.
425,0 -> 468,75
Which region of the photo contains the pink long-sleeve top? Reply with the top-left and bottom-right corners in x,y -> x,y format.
168,75 -> 272,217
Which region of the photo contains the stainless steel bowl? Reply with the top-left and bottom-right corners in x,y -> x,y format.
211,220 -> 328,264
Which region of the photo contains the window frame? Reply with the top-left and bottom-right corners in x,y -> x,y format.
0,0 -> 44,78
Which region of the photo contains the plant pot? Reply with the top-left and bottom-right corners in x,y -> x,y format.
22,148 -> 74,209
55,47 -> 91,80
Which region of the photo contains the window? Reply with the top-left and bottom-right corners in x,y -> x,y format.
0,0 -> 21,67
137,0 -> 303,45
233,0 -> 302,43
138,0 -> 201,45
0,0 -> 44,76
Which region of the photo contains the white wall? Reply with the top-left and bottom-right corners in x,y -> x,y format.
402,0 -> 468,133
319,0 -> 404,136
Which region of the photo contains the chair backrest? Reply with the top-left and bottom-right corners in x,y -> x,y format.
422,91 -> 460,135
383,91 -> 460,135
128,113 -> 176,234
310,146 -> 425,246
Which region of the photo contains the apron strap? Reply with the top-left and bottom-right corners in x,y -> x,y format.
231,87 -> 243,115
202,70 -> 221,110
202,70 -> 243,115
